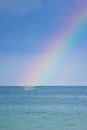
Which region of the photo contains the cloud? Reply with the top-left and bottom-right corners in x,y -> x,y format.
0,0 -> 42,17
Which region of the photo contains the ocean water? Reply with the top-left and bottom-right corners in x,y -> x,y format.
0,86 -> 87,130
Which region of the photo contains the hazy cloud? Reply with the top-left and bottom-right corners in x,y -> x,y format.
0,0 -> 42,17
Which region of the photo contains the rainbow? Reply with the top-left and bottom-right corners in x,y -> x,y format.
22,1 -> 87,86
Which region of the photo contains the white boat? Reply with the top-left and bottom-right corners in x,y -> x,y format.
23,85 -> 36,90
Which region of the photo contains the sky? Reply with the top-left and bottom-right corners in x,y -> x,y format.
0,0 -> 87,86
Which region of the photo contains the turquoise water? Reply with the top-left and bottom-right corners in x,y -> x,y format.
0,86 -> 87,130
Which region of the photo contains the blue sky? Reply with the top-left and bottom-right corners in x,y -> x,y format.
0,0 -> 87,86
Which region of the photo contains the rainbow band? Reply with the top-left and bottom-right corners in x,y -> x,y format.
22,2 -> 87,86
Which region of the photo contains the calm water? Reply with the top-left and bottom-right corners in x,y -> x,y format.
0,86 -> 87,130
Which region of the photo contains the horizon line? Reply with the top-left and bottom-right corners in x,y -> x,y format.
0,85 -> 87,87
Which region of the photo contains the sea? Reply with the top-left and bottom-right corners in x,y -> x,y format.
0,86 -> 87,130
